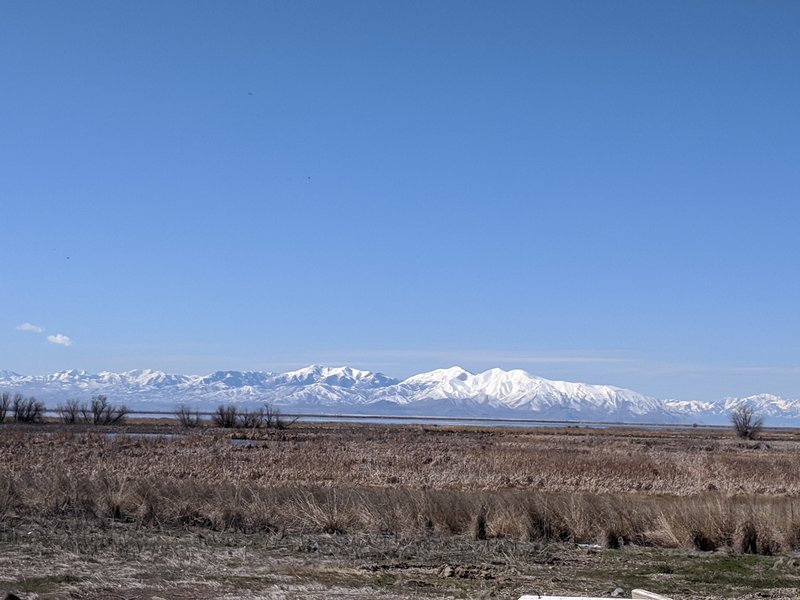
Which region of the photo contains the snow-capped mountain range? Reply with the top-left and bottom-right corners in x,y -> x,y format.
0,365 -> 796,425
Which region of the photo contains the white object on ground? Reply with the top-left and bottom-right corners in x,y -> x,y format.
519,590 -> 672,600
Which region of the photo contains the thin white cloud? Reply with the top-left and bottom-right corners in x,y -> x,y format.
16,322 -> 44,334
47,334 -> 73,347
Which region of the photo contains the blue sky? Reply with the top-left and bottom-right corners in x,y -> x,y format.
2,1 -> 799,401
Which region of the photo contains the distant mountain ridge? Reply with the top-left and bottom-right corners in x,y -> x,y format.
0,365 -> 796,425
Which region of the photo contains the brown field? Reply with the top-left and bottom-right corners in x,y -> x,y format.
2,422 -> 800,599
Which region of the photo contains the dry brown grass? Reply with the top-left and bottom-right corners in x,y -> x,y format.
2,423 -> 800,555
3,423 -> 800,494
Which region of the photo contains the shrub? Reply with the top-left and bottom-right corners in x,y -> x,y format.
264,403 -> 296,430
291,488 -> 354,535
782,522 -> 800,551
691,529 -> 717,551
214,405 -> 238,428
0,391 -> 10,423
12,394 -> 45,423
731,406 -> 763,440
213,404 -> 294,429
57,399 -> 81,424
237,407 -> 265,429
175,404 -> 202,428
471,506 -> 488,540
80,395 -> 128,425
737,520 -> 758,554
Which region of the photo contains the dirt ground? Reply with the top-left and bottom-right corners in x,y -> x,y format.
2,516 -> 800,599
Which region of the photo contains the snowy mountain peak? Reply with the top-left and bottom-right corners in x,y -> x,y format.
274,365 -> 398,389
388,366 -> 663,416
49,369 -> 89,382
198,371 -> 272,388
402,366 -> 472,385
285,365 -> 369,379
739,393 -> 784,403
721,393 -> 794,414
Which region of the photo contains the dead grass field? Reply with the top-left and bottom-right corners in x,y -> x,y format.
2,422 -> 800,598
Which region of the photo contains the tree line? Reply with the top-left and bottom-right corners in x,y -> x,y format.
0,393 -> 128,425
176,403 -> 296,429
1,392 -> 293,430
0,392 -> 46,423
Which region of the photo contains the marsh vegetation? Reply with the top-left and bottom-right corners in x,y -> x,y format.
1,422 -> 799,598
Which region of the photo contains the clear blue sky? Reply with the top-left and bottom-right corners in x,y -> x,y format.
2,1 -> 799,401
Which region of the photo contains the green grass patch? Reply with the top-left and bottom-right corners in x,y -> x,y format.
15,574 -> 84,593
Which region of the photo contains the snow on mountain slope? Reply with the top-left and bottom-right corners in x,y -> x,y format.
270,365 -> 398,389
0,365 -> 400,411
375,366 -> 668,420
0,365 -> 795,424
98,369 -> 192,387
665,394 -> 800,425
196,371 -> 275,388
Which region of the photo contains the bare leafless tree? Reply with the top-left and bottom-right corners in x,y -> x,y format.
175,404 -> 202,428
81,395 -> 128,425
0,391 -> 10,423
237,407 -> 265,429
731,405 -> 764,440
57,399 -> 81,424
213,404 -> 238,428
212,404 -> 295,429
13,394 -> 45,423
264,403 -> 296,430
